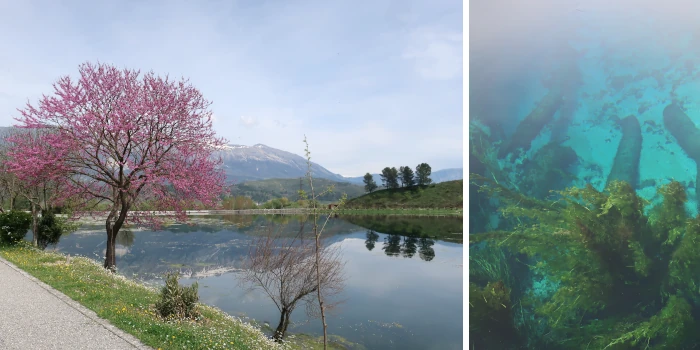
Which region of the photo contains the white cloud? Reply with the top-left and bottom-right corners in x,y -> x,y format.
403,27 -> 463,80
239,115 -> 258,128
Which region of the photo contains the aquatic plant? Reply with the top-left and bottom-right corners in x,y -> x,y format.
469,280 -> 522,349
469,243 -> 513,288
469,173 -> 700,349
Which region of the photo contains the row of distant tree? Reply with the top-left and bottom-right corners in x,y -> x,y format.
362,163 -> 432,193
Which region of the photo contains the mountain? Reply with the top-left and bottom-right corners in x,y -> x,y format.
343,168 -> 464,186
0,126 -> 461,186
429,168 -> 465,183
216,144 -> 346,183
229,178 -> 366,203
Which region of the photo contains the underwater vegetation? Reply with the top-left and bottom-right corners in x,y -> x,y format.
469,173 -> 700,349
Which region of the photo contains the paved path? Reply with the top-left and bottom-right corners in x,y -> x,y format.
0,257 -> 151,350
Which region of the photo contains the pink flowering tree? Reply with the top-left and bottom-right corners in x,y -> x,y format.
6,62 -> 227,271
1,128 -> 64,246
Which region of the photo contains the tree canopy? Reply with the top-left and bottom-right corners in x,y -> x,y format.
416,163 -> 432,185
6,62 -> 226,270
380,167 -> 399,189
401,166 -> 415,187
363,173 -> 378,193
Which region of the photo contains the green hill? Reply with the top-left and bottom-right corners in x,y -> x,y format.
344,180 -> 463,209
230,178 -> 366,203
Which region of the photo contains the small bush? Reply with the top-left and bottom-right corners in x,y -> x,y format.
0,211 -> 32,245
155,272 -> 200,320
37,211 -> 63,250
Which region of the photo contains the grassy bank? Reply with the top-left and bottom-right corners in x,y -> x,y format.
344,180 -> 463,209
335,208 -> 462,216
0,243 -> 342,350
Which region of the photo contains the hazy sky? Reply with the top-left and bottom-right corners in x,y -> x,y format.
0,0 -> 463,177
470,0 -> 700,94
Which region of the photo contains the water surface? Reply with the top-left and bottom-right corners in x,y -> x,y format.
53,214 -> 464,350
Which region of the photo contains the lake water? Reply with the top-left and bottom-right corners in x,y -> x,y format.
51,214 -> 464,350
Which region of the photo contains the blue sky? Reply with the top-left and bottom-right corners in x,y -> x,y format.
0,0 -> 463,177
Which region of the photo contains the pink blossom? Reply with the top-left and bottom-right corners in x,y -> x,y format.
6,62 -> 227,270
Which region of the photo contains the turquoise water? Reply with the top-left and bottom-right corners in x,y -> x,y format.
470,4 -> 700,349
52,215 -> 463,350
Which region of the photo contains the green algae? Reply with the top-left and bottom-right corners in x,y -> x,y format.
469,173 -> 700,349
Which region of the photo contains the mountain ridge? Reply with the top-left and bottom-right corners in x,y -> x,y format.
217,143 -> 463,185
0,126 -> 463,184
215,143 -> 347,183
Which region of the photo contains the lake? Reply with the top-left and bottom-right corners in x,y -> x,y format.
50,214 -> 464,350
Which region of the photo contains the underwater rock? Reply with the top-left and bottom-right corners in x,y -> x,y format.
606,115 -> 642,189
663,104 -> 700,211
498,90 -> 563,159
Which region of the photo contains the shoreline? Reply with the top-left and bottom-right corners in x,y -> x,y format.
0,243 -> 347,350
64,208 -> 463,218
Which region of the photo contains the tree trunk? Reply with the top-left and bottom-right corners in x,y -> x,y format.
104,225 -> 117,271
104,197 -> 129,272
314,217 -> 328,349
31,201 -> 38,247
104,209 -> 121,272
274,308 -> 289,341
9,178 -> 15,211
282,310 -> 291,338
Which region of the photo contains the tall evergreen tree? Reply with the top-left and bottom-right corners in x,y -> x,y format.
401,166 -> 415,187
388,167 -> 399,189
380,167 -> 400,189
416,163 -> 432,185
363,173 -> 378,193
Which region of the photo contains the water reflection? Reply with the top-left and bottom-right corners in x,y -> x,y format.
116,229 -> 135,248
365,230 -> 379,251
376,233 -> 435,261
419,237 -> 436,262
342,215 -> 463,243
52,214 -> 463,350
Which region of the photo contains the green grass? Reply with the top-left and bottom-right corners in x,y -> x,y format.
0,243 -> 348,350
334,208 -> 462,216
344,180 -> 463,209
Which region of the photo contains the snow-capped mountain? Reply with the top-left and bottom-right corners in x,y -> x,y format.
215,143 -> 346,183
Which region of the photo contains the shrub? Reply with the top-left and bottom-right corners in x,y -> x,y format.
0,211 -> 32,245
37,211 -> 64,250
155,272 -> 200,320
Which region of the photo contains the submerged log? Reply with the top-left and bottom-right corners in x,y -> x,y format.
663,104 -> 700,211
607,115 -> 642,189
663,104 -> 700,160
498,91 -> 563,158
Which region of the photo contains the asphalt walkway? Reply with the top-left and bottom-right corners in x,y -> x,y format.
0,256 -> 150,349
